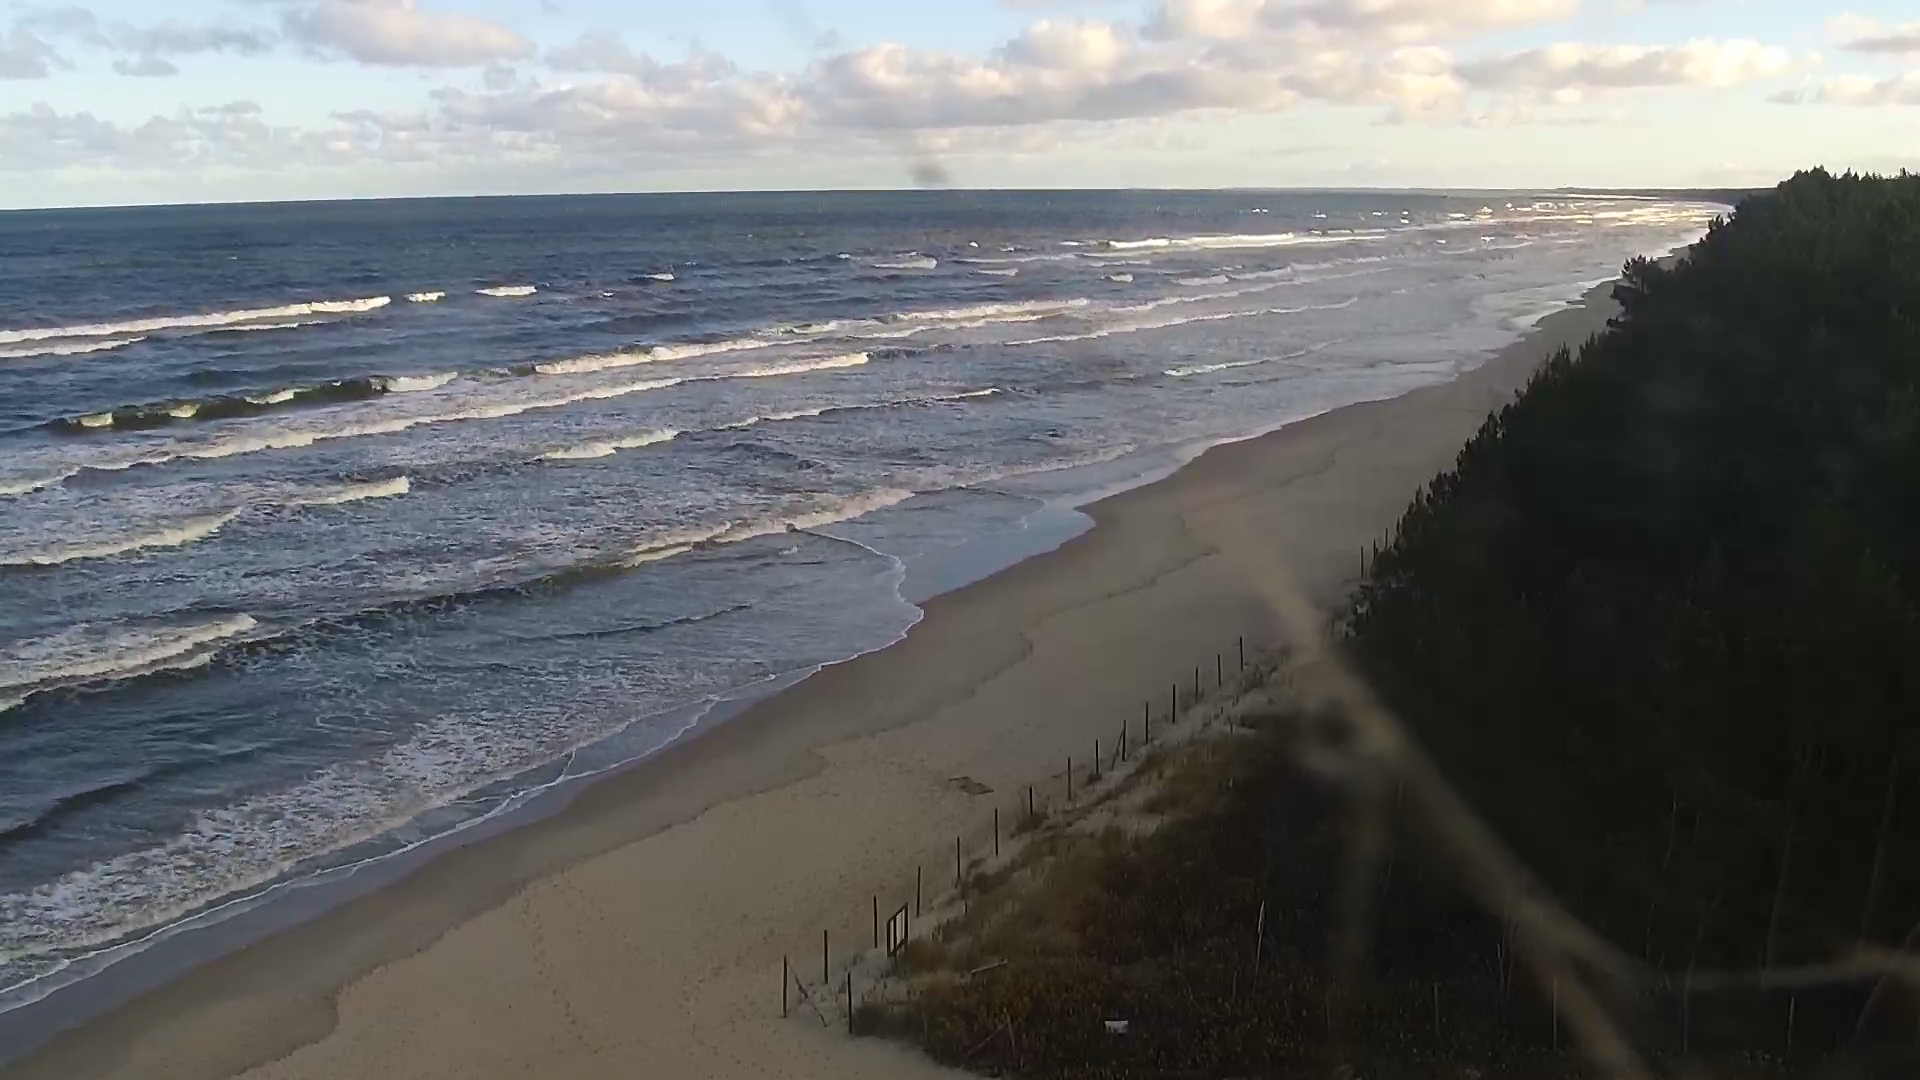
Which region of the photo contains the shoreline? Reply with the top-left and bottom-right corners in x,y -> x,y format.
2,281 -> 1623,1080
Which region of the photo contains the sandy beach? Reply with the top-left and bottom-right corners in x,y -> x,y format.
5,284 -> 1620,1080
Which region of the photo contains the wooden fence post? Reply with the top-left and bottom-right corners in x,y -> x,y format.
846,971 -> 854,1035
1066,755 -> 1072,802
873,896 -> 879,949
823,929 -> 830,984
783,955 -> 789,1018
994,807 -> 1000,856
1239,635 -> 1245,671
916,865 -> 922,917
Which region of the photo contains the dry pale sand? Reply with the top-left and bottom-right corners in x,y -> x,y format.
5,286 -> 1619,1080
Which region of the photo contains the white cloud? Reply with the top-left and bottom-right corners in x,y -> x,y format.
0,28 -> 63,79
1460,40 -> 1798,94
1776,71 -> 1920,106
0,7 -> 1822,192
285,0 -> 533,67
115,22 -> 273,58
112,54 -> 179,77
1147,0 -> 1578,45
7,9 -> 274,77
546,31 -> 735,89
1828,15 -> 1920,56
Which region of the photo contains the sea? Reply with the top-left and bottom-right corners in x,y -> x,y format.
0,189 -> 1720,1023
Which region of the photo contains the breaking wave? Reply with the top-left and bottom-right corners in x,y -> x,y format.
0,337 -> 146,361
476,286 -> 538,298
0,297 -> 390,347
539,429 -> 682,462
0,510 -> 243,568
870,255 -> 938,271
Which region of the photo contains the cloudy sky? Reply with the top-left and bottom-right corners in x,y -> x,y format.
0,0 -> 1915,207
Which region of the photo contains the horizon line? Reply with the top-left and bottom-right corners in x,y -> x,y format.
0,183 -> 1764,215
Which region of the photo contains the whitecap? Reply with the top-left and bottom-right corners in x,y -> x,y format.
539,429 -> 681,462
294,477 -> 411,506
644,272 -> 676,282
0,510 -> 243,567
1165,340 -> 1336,378
0,337 -> 146,361
0,297 -> 389,346
375,372 -> 458,394
1106,274 -> 1135,284
870,255 -> 938,271
0,468 -> 78,498
976,268 -> 1019,277
0,615 -> 260,695
476,285 -> 538,298
78,412 -> 114,429
407,291 -> 446,304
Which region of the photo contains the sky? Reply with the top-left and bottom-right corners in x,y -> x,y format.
0,0 -> 1916,208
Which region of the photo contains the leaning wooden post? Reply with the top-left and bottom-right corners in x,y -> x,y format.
993,807 -> 1000,856
1194,666 -> 1200,703
872,896 -> 879,949
1217,653 -> 1223,688
1142,700 -> 1150,743
783,955 -> 789,1018
1239,635 -> 1245,671
915,865 -> 922,917
1170,683 -> 1177,720
1066,755 -> 1073,802
1028,784 -> 1035,822
1094,739 -> 1100,778
823,929 -> 830,984
955,836 -> 962,889
846,971 -> 854,1035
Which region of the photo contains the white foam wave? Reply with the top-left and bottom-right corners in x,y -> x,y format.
245,389 -> 299,406
77,413 -> 115,429
718,488 -> 917,545
539,429 -> 681,462
375,372 -> 458,394
1106,274 -> 1135,284
871,255 -> 938,271
645,272 -> 676,282
0,337 -> 145,360
534,336 -> 773,376
206,321 -> 323,334
0,510 -> 243,567
0,693 -> 22,716
0,469 -> 78,498
1165,340 -> 1335,378
0,615 -> 259,694
167,403 -> 199,420
1009,297 -> 1355,348
717,407 -> 833,431
896,298 -> 1088,324
730,353 -> 869,380
956,253 -> 1078,265
1178,275 -> 1231,287
406,291 -> 446,304
476,285 -> 538,298
0,297 -> 389,346
295,477 -> 412,506
1101,232 -> 1387,254
976,268 -> 1019,277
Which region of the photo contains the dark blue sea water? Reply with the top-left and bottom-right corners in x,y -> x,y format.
0,190 -> 1719,1010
